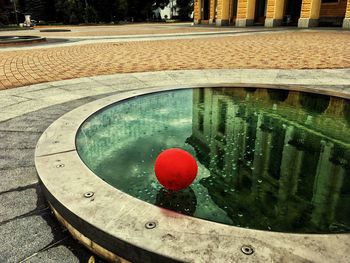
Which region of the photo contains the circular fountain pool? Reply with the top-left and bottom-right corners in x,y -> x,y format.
35,85 -> 350,263
0,35 -> 46,46
76,87 -> 350,234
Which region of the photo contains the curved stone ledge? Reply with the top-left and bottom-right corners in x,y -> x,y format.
35,84 -> 350,263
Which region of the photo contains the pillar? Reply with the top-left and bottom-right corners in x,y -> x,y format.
194,0 -> 201,24
298,0 -> 321,28
223,103 -> 240,182
209,0 -> 216,24
276,126 -> 303,214
265,0 -> 285,27
324,97 -> 346,117
216,0 -> 230,25
343,0 -> 350,29
251,114 -> 272,194
236,0 -> 256,27
311,141 -> 345,228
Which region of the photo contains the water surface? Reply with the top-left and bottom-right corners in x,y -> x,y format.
77,88 -> 350,233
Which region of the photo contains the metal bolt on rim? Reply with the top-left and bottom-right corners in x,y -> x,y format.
84,192 -> 94,198
145,221 -> 157,229
241,245 -> 254,255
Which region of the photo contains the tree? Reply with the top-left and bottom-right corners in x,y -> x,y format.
115,0 -> 128,21
1,0 -> 190,25
129,0 -> 169,20
24,0 -> 46,20
0,0 -> 13,25
44,0 -> 57,22
55,0 -> 84,24
176,0 -> 193,20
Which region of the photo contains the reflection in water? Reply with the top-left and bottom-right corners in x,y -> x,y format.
189,88 -> 350,233
156,187 -> 197,216
299,92 -> 331,114
77,87 -> 350,234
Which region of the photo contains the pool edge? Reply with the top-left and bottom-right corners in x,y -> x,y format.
35,84 -> 350,263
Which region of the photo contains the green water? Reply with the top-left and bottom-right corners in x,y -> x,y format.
76,88 -> 350,234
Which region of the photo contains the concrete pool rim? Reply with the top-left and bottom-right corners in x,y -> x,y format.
35,83 -> 350,263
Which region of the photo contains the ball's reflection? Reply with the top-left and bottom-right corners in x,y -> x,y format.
155,187 -> 197,216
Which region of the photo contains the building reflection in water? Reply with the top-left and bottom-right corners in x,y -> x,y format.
187,88 -> 350,233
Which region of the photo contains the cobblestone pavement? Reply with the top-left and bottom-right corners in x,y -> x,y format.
0,23 -> 241,38
1,31 -> 350,90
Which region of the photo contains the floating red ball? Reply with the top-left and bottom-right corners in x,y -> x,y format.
154,148 -> 198,191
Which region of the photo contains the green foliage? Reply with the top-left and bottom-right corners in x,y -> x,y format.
1,0 -> 192,25
55,0 -> 84,23
27,0 -> 45,19
115,0 -> 128,21
176,0 -> 193,20
0,0 -> 12,25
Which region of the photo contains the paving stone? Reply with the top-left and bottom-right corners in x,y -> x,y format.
26,245 -> 80,263
57,81 -> 108,91
26,243 -> 106,263
0,131 -> 41,149
0,214 -> 66,263
64,85 -> 118,97
0,96 -> 107,132
0,99 -> 60,115
0,187 -> 45,222
49,77 -> 95,87
0,95 -> 29,108
0,113 -> 19,123
19,87 -> 73,100
0,114 -> 60,133
0,148 -> 34,170
93,76 -> 146,88
0,167 -> 38,193
0,83 -> 54,97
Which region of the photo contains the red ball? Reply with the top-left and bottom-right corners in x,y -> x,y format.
154,148 -> 198,191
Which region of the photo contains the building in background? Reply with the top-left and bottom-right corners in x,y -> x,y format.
193,0 -> 350,29
153,0 -> 179,20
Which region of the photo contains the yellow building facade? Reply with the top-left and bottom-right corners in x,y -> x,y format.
194,0 -> 350,28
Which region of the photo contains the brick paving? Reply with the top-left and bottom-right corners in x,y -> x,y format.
0,23 -> 236,38
0,31 -> 350,90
